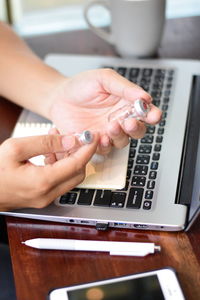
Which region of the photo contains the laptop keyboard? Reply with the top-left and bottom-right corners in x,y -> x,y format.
59,66 -> 175,211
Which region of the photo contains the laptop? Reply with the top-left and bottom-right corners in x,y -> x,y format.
1,54 -> 200,232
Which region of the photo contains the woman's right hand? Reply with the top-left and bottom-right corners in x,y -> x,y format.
0,133 -> 99,211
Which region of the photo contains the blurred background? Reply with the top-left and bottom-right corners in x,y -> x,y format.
0,0 -> 200,37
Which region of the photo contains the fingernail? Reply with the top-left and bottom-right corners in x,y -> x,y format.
61,135 -> 77,150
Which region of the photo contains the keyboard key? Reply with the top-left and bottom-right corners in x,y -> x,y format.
145,190 -> 154,199
93,190 -> 112,207
141,77 -> 151,85
60,193 -> 77,205
153,100 -> 161,107
151,91 -> 162,99
127,188 -> 144,209
126,169 -> 131,180
164,90 -> 171,97
139,145 -> 152,154
162,104 -> 168,111
155,69 -> 165,77
152,83 -> 163,90
131,176 -> 146,187
146,126 -> 155,134
168,69 -> 174,75
129,148 -> 136,158
168,69 -> 174,76
149,171 -> 157,180
159,120 -> 166,127
77,189 -> 94,205
110,192 -> 126,208
128,158 -> 134,169
136,155 -> 150,164
167,76 -> 173,82
154,144 -> 162,152
163,97 -> 170,103
157,128 -> 164,135
156,136 -> 163,143
129,68 -> 139,78
142,68 -> 153,77
154,76 -> 164,85
143,201 -> 152,210
141,135 -> 154,144
162,112 -> 167,119
150,162 -> 159,170
152,153 -> 160,161
147,180 -> 155,189
130,139 -> 138,148
134,165 -> 148,175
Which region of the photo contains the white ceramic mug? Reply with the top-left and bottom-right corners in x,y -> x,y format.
84,0 -> 166,58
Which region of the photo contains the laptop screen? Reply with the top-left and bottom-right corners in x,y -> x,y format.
177,75 -> 200,229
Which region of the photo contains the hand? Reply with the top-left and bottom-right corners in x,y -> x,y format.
49,69 -> 162,154
0,133 -> 99,211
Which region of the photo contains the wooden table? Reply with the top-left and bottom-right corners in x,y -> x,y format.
2,16 -> 200,300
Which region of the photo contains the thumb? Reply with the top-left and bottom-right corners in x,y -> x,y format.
49,132 -> 100,183
3,134 -> 79,162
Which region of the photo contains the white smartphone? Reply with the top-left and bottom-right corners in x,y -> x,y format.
48,268 -> 185,300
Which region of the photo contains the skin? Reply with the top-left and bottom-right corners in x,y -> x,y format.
49,69 -> 161,151
0,22 -> 162,210
0,133 -> 99,211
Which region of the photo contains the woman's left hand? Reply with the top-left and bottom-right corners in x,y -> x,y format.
49,68 -> 162,155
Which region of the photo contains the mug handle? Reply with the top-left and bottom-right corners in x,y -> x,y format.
84,0 -> 114,44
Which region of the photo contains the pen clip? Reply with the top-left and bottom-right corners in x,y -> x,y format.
110,250 -> 154,257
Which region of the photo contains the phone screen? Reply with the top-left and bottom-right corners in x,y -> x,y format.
67,275 -> 164,300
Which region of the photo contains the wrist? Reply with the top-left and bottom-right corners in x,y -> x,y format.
33,64 -> 67,120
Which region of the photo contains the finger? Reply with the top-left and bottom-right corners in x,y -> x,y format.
144,104 -> 162,124
48,127 -> 60,135
44,153 -> 57,165
97,134 -> 112,155
44,127 -> 61,164
3,134 -> 77,162
28,171 -> 86,209
41,132 -> 99,185
100,69 -> 152,103
39,172 -> 86,207
123,118 -> 147,139
107,121 -> 129,149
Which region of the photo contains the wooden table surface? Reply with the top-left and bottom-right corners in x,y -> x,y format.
2,16 -> 200,300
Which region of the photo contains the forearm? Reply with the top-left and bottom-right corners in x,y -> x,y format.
0,22 -> 65,119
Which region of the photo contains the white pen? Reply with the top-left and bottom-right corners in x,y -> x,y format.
22,238 -> 161,257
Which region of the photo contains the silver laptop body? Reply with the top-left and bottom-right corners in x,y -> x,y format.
1,54 -> 200,232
